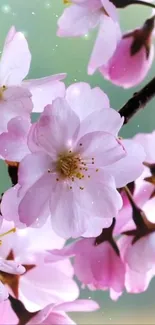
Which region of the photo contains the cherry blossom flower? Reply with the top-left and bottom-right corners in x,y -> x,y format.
100,16 -> 155,88
1,82 -> 145,238
58,0 -> 120,74
0,26 -> 66,122
27,299 -> 99,325
46,236 -> 125,301
0,220 -> 79,312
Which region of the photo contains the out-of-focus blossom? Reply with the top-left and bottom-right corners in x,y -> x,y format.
100,16 -> 155,88
58,0 -> 120,74
0,26 -> 66,118
0,220 -> 79,312
46,236 -> 125,301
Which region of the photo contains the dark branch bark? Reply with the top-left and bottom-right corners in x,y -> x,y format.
110,0 -> 155,9
9,295 -> 37,325
119,77 -> 155,124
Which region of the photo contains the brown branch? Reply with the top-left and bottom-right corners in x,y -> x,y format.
119,77 -> 155,124
9,295 -> 37,325
110,0 -> 155,9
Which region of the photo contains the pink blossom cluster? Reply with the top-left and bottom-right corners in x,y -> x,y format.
58,0 -> 155,87
0,0 -> 155,321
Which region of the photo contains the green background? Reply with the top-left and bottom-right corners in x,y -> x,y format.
0,0 -> 155,323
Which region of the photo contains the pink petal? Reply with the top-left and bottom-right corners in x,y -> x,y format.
19,262 -> 79,312
124,233 -> 155,273
91,242 -> 125,294
46,241 -> 78,263
82,217 -> 112,237
29,99 -> 80,158
0,30 -> 31,85
114,193 -> 134,235
88,16 -> 120,74
18,152 -> 52,189
76,131 -> 126,166
27,123 -> 41,153
0,259 -> 25,274
0,86 -> 33,133
101,37 -> 154,88
125,265 -> 155,294
101,0 -> 118,21
23,74 -> 66,113
28,309 -> 75,325
0,282 -> 9,302
55,299 -> 99,312
0,116 -> 30,161
20,218 -> 65,252
50,171 -> 122,238
1,185 -> 25,227
57,5 -> 100,37
66,82 -> 110,121
134,131 -> 155,163
18,173 -> 52,226
81,170 -> 122,220
143,197 -> 155,223
104,139 -> 145,188
50,181 -> 90,238
4,26 -> 16,46
79,108 -> 123,137
0,300 -> 18,323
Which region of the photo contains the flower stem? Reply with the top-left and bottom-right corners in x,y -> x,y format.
124,186 -> 147,229
9,295 -> 37,325
127,0 -> 155,9
111,0 -> 155,9
119,77 -> 155,124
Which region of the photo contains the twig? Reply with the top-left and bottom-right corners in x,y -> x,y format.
119,77 -> 155,124
111,0 -> 155,9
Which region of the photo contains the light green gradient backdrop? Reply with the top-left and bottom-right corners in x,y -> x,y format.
0,0 -> 155,323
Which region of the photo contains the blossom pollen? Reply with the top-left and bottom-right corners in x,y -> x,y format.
56,152 -> 84,180
0,228 -> 16,239
0,85 -> 7,100
63,0 -> 72,4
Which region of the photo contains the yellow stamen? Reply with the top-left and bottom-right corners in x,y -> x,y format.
0,228 -> 16,239
56,152 -> 85,180
0,85 -> 7,100
63,0 -> 72,4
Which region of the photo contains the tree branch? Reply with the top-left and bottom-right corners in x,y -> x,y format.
119,77 -> 155,124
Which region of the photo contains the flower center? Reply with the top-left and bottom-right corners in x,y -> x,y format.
56,152 -> 84,180
0,85 -> 7,100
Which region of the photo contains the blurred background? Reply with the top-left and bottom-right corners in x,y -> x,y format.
0,0 -> 155,323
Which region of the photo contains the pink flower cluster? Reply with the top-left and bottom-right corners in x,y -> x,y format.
58,0 -> 155,87
0,1 -> 155,320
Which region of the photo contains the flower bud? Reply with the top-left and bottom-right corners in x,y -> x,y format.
100,16 -> 155,88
